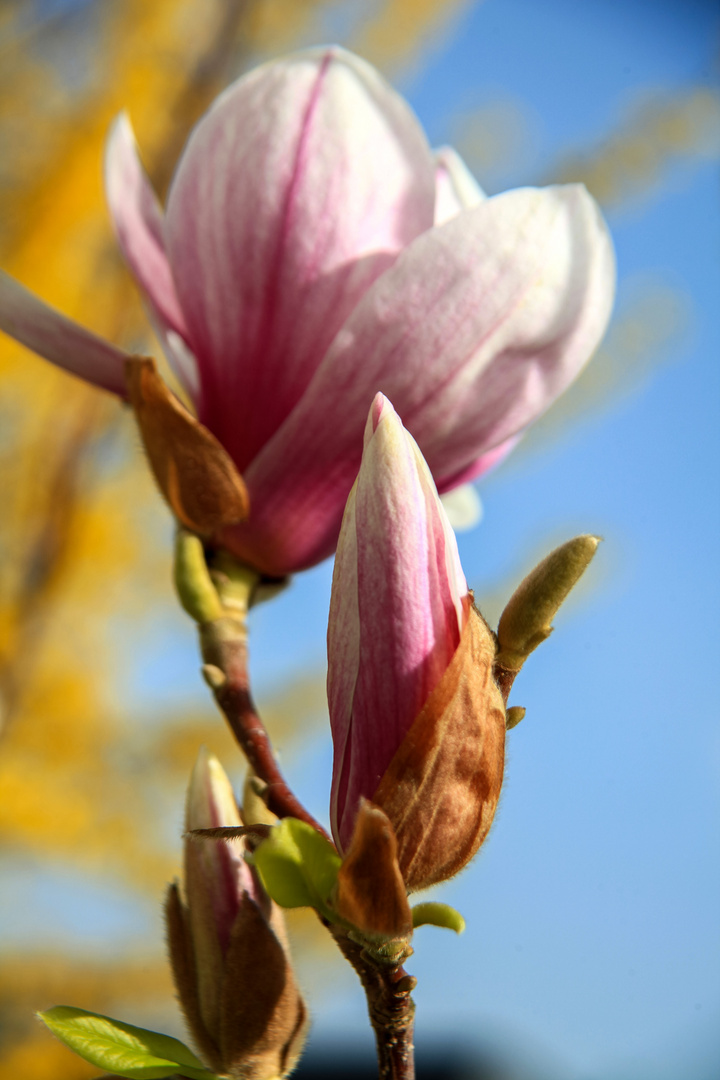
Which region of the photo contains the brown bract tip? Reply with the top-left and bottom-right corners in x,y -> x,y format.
334,800 -> 413,941
164,883 -> 224,1074
125,357 -> 249,533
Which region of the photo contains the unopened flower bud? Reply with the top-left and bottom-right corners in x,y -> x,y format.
496,535 -> 601,672
165,748 -> 308,1079
328,395 -> 506,894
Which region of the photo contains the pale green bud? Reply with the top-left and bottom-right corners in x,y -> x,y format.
496,535 -> 601,671
174,529 -> 224,624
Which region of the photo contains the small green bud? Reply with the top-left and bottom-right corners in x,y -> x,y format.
173,530 -> 223,624
243,774 -> 277,827
505,706 -> 526,730
411,902 -> 465,934
200,664 -> 226,691
496,535 -> 601,671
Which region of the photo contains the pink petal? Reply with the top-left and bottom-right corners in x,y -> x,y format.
0,269 -> 129,395
219,184 -> 614,575
328,395 -> 466,851
104,114 -> 198,400
165,46 -> 435,472
434,145 -> 486,225
327,478 -> 360,847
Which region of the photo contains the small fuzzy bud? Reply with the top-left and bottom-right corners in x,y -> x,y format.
166,749 -> 308,1080
496,535 -> 601,671
201,664 -> 226,691
505,706 -> 526,730
125,356 -> 249,534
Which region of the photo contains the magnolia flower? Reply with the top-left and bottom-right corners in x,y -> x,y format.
0,46 -> 615,576
327,395 -> 506,892
165,748 -> 308,1080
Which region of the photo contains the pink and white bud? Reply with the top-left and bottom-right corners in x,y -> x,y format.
166,748 -> 307,1079
0,47 -> 615,577
328,396 -> 506,891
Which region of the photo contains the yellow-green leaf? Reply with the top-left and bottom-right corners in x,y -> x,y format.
251,818 -> 341,915
39,1006 -> 217,1079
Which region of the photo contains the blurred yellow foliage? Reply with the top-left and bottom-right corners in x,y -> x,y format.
553,87 -> 720,207
354,0 -> 473,68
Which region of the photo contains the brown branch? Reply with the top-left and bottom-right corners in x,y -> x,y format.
331,927 -> 416,1080
198,617 -> 331,842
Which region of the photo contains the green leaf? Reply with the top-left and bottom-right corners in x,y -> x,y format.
251,818 -> 342,916
411,902 -> 466,934
38,1007 -> 217,1079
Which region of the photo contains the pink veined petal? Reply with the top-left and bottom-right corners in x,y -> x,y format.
434,145 -> 486,225
104,114 -> 198,400
0,269 -> 129,396
327,478 -> 361,849
328,395 -> 467,851
166,45 -> 436,472
219,183 -> 614,575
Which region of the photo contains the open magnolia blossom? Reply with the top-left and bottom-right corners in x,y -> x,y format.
166,748 -> 308,1080
328,395 -> 506,893
0,45 -> 615,576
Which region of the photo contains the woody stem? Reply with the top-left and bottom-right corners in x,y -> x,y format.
330,927 -> 416,1080
198,615 -> 331,842
198,604 -> 415,1079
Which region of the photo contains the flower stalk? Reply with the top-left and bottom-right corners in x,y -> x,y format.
330,925 -> 417,1080
173,528 -> 328,838
199,610 -> 330,842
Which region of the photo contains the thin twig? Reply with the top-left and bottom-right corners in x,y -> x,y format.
198,612 -> 416,1080
198,618 -> 332,842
